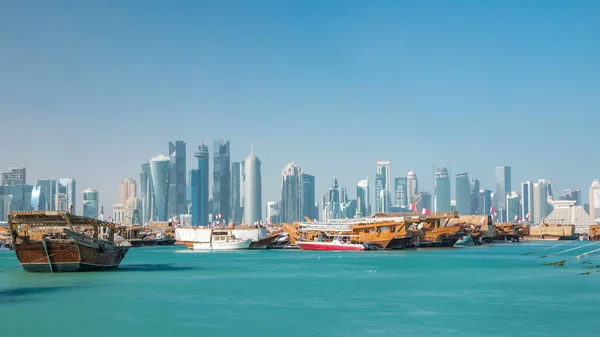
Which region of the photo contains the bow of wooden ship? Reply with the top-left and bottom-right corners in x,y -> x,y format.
8,211 -> 131,273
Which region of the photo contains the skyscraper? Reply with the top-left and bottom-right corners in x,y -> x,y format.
495,166 -> 512,211
375,161 -> 390,214
356,179 -> 370,218
506,192 -> 522,222
380,189 -> 391,213
212,140 -> 231,221
521,181 -> 534,221
1,167 -> 26,186
140,163 -> 154,224
280,163 -> 304,223
375,174 -> 385,213
231,161 -> 243,224
301,174 -> 316,220
323,177 -> 342,220
470,178 -> 480,214
168,141 -> 187,217
589,179 -> 600,220
479,189 -> 493,215
267,200 -> 281,224
82,188 -> 99,219
562,189 -> 581,206
435,168 -> 451,212
376,161 -> 391,191
57,178 -> 76,213
407,170 -> 418,206
31,185 -> 46,211
243,149 -> 262,225
394,177 -> 408,209
36,179 -> 56,211
119,178 -> 137,203
455,173 -> 471,215
417,191 -> 432,212
533,179 -> 553,224
150,155 -> 170,221
192,143 -> 210,226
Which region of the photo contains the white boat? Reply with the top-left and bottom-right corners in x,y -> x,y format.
454,234 -> 472,246
189,229 -> 252,250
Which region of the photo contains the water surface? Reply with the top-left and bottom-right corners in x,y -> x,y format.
1,242 -> 599,337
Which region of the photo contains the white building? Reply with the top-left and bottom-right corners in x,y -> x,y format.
544,200 -> 593,234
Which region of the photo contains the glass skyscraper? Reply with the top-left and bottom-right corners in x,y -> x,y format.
455,173 -> 471,215
435,168 -> 451,212
82,188 -> 99,219
150,155 -> 170,221
168,141 -> 187,218
356,179 -> 370,218
394,177 -> 407,209
193,144 -> 209,226
212,140 -> 231,221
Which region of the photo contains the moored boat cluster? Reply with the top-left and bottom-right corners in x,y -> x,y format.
1,211 -> 591,273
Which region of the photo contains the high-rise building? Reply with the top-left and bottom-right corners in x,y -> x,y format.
356,179 -> 370,218
417,191 -> 432,212
119,178 -> 137,204
2,167 -> 26,186
31,185 -> 46,211
521,181 -> 534,221
140,163 -> 154,224
323,177 -> 342,220
506,192 -> 522,222
280,163 -> 314,222
435,168 -> 451,212
562,189 -> 581,206
533,179 -> 553,224
455,173 -> 471,215
243,149 -> 262,225
394,177 -> 408,209
36,179 -> 56,211
407,170 -> 418,206
375,174 -> 385,213
376,161 -> 391,191
479,189 -> 493,215
82,188 -> 99,219
150,155 -> 170,221
589,179 -> 600,221
212,140 -> 231,221
113,197 -> 142,225
375,161 -> 390,214
301,174 -> 316,220
231,161 -> 243,224
267,200 -> 281,224
281,163 -> 302,223
193,143 -> 210,226
380,189 -> 391,213
0,185 -> 33,213
494,166 -> 512,211
57,178 -> 76,213
168,141 -> 187,218
470,178 -> 480,214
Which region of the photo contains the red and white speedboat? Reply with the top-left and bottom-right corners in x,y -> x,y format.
296,239 -> 365,251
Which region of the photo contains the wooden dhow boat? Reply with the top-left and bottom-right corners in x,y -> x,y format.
8,211 -> 131,273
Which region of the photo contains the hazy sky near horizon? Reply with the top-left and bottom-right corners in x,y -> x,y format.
1,0 -> 599,213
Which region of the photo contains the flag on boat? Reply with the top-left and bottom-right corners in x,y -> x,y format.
514,215 -> 520,222
490,206 -> 495,213
480,216 -> 486,224
421,208 -> 431,215
409,203 -> 416,211
526,213 -> 531,220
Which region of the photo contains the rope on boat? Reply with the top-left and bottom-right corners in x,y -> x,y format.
521,240 -> 575,256
0,245 -> 78,273
546,245 -> 600,267
539,241 -> 600,258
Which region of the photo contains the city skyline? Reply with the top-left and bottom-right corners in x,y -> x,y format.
1,2 -> 599,214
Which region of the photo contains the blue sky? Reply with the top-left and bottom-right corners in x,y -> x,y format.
1,0 -> 599,213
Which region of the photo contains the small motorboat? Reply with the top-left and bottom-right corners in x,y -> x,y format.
189,229 -> 252,250
296,239 -> 365,251
454,234 -> 472,246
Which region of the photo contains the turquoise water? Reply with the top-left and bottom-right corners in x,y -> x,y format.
1,242 -> 599,337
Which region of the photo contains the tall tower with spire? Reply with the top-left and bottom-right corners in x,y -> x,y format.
243,146 -> 262,224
